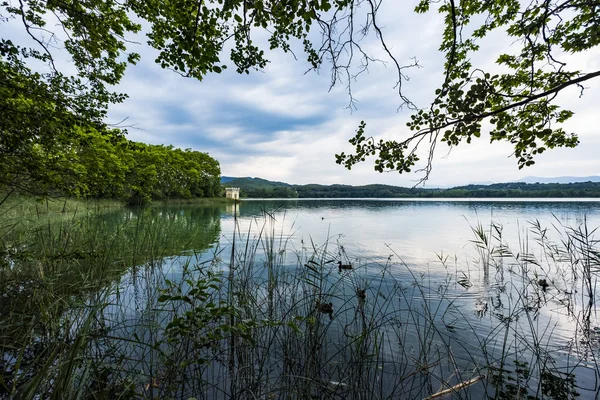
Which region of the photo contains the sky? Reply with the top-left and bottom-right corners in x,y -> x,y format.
5,1 -> 600,187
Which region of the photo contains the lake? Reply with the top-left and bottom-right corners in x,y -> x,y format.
3,198 -> 600,399
223,198 -> 600,268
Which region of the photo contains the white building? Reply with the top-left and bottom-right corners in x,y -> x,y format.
225,187 -> 240,200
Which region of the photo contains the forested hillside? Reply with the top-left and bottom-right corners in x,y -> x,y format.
223,177 -> 297,198
223,178 -> 600,198
1,126 -> 221,205
446,182 -> 600,198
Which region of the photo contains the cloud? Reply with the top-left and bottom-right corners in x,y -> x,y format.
3,2 -> 598,187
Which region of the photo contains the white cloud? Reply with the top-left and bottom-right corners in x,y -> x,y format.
3,2 -> 598,187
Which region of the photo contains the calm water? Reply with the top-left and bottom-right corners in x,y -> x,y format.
103,198 -> 600,398
222,198 -> 600,268
6,198 -> 600,398
4,198 -> 591,399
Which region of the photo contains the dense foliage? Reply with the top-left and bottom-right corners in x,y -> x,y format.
0,0 -> 353,197
1,1 -> 224,201
119,141 -> 222,204
225,177 -> 600,198
334,0 -> 599,180
2,0 -> 597,189
1,123 -> 221,203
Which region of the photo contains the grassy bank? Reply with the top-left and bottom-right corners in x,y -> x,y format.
0,198 -> 225,399
150,197 -> 237,206
0,193 -> 235,217
0,194 -> 123,218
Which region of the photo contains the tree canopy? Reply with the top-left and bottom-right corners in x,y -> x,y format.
1,121 -> 222,203
1,0 -> 598,188
335,0 -> 598,181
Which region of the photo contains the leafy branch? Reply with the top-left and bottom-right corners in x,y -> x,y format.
336,0 -> 600,182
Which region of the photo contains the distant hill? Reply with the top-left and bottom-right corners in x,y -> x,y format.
222,177 -> 296,198
222,177 -> 291,188
221,176 -> 600,198
294,183 -> 420,198
517,176 -> 600,184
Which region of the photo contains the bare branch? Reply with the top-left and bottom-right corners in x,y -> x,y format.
18,0 -> 58,73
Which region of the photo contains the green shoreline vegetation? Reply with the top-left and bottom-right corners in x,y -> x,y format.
0,128 -> 598,397
224,177 -> 600,199
2,149 -> 600,398
2,126 -> 222,206
0,195 -> 234,214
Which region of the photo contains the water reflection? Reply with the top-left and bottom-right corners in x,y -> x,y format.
224,201 -> 240,216
0,203 -> 225,398
4,199 -> 600,398
226,199 -> 600,274
102,200 -> 600,398
214,199 -> 600,398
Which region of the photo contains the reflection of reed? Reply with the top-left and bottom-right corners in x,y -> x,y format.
228,200 -> 237,379
0,202 -> 224,397
466,218 -> 600,398
4,206 -> 600,399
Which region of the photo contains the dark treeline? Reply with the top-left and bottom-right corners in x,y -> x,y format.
225,178 -> 600,198
433,182 -> 600,198
1,126 -> 221,205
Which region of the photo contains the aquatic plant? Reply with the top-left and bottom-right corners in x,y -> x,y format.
1,201 -> 599,399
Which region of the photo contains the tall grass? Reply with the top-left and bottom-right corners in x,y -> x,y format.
0,199 -> 222,398
0,193 -> 122,218
1,199 -> 600,399
134,211 -> 600,398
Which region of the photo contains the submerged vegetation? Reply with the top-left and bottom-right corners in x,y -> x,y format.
1,199 -> 600,398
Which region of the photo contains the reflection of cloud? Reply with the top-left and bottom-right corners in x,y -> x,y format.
2,3 -> 598,186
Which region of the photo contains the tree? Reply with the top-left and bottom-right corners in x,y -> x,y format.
1,0 -> 598,187
335,0 -> 599,181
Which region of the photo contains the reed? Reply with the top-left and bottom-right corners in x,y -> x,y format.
1,199 -> 599,399
0,199 -> 222,398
